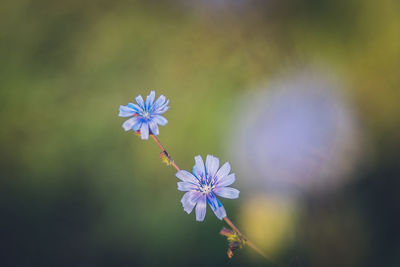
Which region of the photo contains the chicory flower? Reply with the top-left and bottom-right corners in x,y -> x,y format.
176,155 -> 240,221
119,91 -> 169,139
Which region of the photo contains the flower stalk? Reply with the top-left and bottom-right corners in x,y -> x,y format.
224,217 -> 272,262
150,134 -> 274,263
151,134 -> 180,171
119,91 -> 282,266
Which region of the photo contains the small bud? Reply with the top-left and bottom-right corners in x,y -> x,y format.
220,227 -> 246,258
160,151 -> 172,166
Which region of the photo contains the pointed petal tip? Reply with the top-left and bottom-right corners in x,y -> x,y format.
216,173 -> 235,187
214,187 -> 240,199
177,181 -> 197,191
176,170 -> 198,183
216,207 -> 227,220
183,207 -> 192,214
206,155 -> 220,178
119,105 -> 137,117
193,155 -> 206,178
154,115 -> 168,126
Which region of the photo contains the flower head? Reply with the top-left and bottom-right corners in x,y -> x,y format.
176,155 -> 240,221
119,91 -> 169,139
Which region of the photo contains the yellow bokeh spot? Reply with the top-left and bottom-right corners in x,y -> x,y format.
239,195 -> 297,256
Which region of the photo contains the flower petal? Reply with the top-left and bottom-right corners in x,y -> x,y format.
140,123 -> 149,139
181,191 -> 202,214
177,182 -> 198,191
215,162 -> 231,181
149,120 -> 159,135
153,115 -> 168,126
145,91 -> 155,110
127,102 -> 143,113
156,99 -> 169,114
195,194 -> 207,222
213,187 -> 240,199
206,155 -> 219,179
132,120 -> 142,131
207,193 -> 227,220
135,95 -> 145,109
152,95 -> 166,111
176,170 -> 198,183
122,117 -> 139,131
216,173 -> 235,187
214,199 -> 227,220
119,105 -> 136,117
193,155 -> 205,179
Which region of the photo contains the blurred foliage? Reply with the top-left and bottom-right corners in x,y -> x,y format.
1,0 -> 399,266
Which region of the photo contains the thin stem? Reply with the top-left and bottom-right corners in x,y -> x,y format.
151,134 -> 166,151
223,217 -> 243,236
224,217 -> 282,266
150,134 -> 280,265
150,134 -> 180,171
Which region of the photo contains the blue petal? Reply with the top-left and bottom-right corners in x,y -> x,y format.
215,198 -> 227,219
177,182 -> 198,191
122,117 -> 139,131
135,95 -> 145,109
207,193 -> 227,220
157,106 -> 169,114
155,99 -> 169,114
181,191 -> 202,214
215,162 -> 231,181
207,194 -> 217,210
193,155 -> 205,179
207,193 -> 226,220
206,155 -> 219,179
132,120 -> 142,131
145,91 -> 155,110
195,195 -> 207,222
216,173 -> 235,187
215,206 -> 227,220
149,120 -> 159,135
176,170 -> 198,183
152,95 -> 166,111
153,115 -> 168,126
213,187 -> 240,199
127,102 -> 143,113
140,123 -> 149,139
119,105 -> 137,117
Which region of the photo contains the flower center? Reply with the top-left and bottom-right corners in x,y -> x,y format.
200,184 -> 213,194
142,111 -> 150,119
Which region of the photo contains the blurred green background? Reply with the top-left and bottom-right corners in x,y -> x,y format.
1,0 -> 399,266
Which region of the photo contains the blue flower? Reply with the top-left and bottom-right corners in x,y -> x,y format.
176,155 -> 240,222
119,91 -> 169,140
